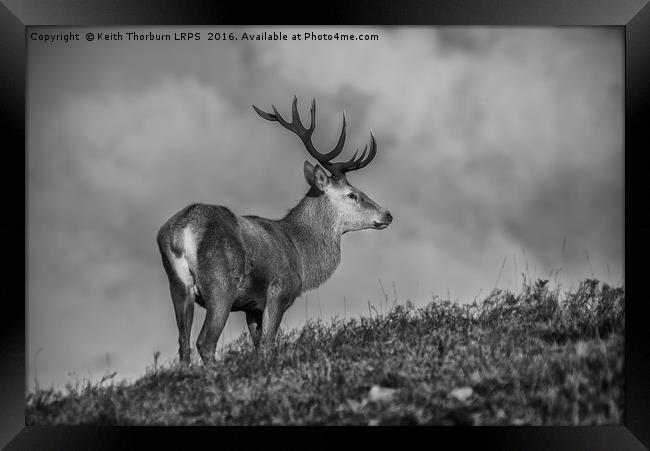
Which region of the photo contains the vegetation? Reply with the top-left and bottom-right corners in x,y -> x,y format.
26,279 -> 624,425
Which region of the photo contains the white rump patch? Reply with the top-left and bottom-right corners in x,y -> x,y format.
183,227 -> 198,265
171,227 -> 199,295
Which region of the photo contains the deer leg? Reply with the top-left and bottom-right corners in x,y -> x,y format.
193,230 -> 245,365
195,296 -> 232,365
246,310 -> 263,348
261,284 -> 290,347
160,247 -> 195,365
260,304 -> 282,349
170,283 -> 194,365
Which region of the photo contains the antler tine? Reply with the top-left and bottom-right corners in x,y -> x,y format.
348,132 -> 377,171
328,131 -> 377,176
330,112 -> 347,160
271,105 -> 292,129
309,99 -> 316,132
342,149 -> 359,166
355,146 -> 368,167
290,96 -> 304,129
252,104 -> 277,122
357,131 -> 377,169
331,147 -> 365,173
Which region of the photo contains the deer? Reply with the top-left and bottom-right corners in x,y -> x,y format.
156,97 -> 393,365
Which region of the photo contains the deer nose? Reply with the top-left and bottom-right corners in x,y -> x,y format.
384,211 -> 393,224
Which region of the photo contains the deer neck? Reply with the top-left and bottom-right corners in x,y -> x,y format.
281,193 -> 342,292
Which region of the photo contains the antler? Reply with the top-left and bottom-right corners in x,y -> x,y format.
253,96 -> 377,179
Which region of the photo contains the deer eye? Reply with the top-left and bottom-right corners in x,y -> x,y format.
347,193 -> 358,200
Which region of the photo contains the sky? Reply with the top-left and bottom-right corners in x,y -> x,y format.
27,26 -> 623,390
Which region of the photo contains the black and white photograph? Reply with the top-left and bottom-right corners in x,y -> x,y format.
26,26 -> 624,426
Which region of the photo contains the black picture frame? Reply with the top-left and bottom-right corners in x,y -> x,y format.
2,1 -> 648,449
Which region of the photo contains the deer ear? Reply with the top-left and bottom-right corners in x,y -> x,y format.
312,163 -> 330,192
304,161 -> 330,191
303,161 -> 316,186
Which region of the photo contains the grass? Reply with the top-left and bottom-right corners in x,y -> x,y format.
26,278 -> 624,425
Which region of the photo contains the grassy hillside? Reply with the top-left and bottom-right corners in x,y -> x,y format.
26,279 -> 624,425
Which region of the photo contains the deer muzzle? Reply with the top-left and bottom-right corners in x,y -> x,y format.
373,211 -> 393,229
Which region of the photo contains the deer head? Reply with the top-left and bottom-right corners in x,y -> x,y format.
253,97 -> 393,234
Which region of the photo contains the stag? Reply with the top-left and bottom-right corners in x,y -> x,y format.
157,97 -> 393,365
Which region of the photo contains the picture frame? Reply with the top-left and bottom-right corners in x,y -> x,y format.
2,0 -> 648,449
